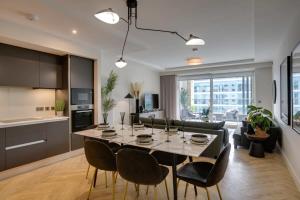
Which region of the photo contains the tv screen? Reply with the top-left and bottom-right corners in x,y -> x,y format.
144,93 -> 153,111
152,94 -> 159,109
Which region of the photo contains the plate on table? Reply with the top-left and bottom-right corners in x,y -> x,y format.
136,134 -> 152,143
136,139 -> 154,145
102,129 -> 117,138
190,139 -> 208,145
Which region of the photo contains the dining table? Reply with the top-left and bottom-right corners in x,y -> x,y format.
75,125 -> 217,200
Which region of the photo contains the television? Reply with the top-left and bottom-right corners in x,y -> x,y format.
144,93 -> 159,111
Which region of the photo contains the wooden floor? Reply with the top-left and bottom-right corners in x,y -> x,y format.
0,146 -> 299,200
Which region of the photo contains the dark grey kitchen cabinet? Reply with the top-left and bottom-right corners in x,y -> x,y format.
5,124 -> 47,169
70,55 -> 94,89
46,120 -> 69,157
71,133 -> 84,151
39,53 -> 63,89
0,129 -> 5,171
0,43 -> 40,87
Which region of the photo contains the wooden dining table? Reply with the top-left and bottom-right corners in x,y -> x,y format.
75,125 -> 217,200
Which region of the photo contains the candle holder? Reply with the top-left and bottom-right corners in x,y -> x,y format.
149,114 -> 155,135
120,112 -> 125,130
165,118 -> 171,142
130,114 -> 135,137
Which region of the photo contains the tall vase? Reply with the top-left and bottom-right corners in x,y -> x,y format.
135,99 -> 140,123
103,113 -> 108,125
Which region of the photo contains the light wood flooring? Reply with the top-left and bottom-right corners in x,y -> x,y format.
0,146 -> 299,200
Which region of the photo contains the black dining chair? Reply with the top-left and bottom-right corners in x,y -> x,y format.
85,138 -> 121,188
176,143 -> 231,200
116,148 -> 170,200
84,140 -> 118,200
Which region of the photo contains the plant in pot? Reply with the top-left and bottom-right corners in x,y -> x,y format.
101,70 -> 118,125
55,100 -> 65,117
201,107 -> 210,122
248,106 -> 273,138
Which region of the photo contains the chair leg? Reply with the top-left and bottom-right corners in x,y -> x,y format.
112,172 -> 116,200
146,186 -> 149,195
87,168 -> 97,200
216,184 -> 223,200
105,171 -> 108,188
123,181 -> 128,200
205,187 -> 210,200
154,185 -> 158,200
184,183 -> 188,198
164,179 -> 170,200
86,165 -> 90,179
93,169 -> 98,188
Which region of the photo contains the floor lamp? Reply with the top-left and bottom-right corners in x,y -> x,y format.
124,93 -> 134,124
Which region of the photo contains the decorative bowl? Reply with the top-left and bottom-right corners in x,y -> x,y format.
136,134 -> 152,143
102,129 -> 116,137
191,134 -> 208,143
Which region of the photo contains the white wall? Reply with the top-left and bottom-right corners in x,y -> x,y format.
273,12 -> 300,190
100,52 -> 160,125
254,67 -> 273,111
0,87 -> 55,119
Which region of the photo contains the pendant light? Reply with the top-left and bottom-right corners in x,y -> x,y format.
95,0 -> 205,69
115,58 -> 127,68
94,8 -> 120,24
186,34 -> 205,46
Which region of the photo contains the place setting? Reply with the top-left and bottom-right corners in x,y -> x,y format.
188,133 -> 210,145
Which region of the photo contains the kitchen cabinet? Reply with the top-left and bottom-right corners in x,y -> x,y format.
71,133 -> 84,151
5,124 -> 47,169
0,43 -> 40,87
0,129 -> 5,171
70,55 -> 94,89
46,120 -> 69,157
39,53 -> 63,89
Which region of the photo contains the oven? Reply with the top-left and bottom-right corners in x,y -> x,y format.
71,105 -> 94,132
71,88 -> 93,105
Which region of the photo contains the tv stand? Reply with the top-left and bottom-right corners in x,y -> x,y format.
139,110 -> 164,119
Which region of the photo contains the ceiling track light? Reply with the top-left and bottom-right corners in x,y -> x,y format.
94,0 -> 205,68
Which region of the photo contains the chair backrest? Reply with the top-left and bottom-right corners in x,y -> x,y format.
116,148 -> 163,185
207,143 -> 231,186
84,140 -> 116,171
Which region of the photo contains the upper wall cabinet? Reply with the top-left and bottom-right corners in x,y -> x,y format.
70,55 -> 94,89
39,53 -> 63,89
0,43 -> 40,87
0,43 -> 64,89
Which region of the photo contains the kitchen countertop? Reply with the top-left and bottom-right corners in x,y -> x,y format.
0,116 -> 69,128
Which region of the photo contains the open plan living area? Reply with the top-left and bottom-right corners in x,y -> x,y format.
0,0 -> 300,200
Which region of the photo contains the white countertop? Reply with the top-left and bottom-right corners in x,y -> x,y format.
0,116 -> 69,128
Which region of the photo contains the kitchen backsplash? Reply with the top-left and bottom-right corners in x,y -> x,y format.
0,86 -> 56,120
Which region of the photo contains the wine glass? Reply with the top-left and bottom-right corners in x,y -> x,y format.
130,114 -> 135,137
120,112 -> 125,130
180,115 -> 186,142
149,114 -> 155,135
165,118 -> 171,142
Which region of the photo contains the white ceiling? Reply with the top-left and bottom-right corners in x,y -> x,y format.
0,0 -> 299,70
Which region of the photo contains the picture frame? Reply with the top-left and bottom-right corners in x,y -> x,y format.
291,41 -> 300,134
280,56 -> 291,125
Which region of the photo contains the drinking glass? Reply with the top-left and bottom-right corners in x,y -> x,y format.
165,118 -> 171,142
180,115 -> 186,142
149,114 -> 155,135
130,114 -> 135,137
120,112 -> 125,130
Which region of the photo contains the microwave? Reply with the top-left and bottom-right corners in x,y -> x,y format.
71,88 -> 93,105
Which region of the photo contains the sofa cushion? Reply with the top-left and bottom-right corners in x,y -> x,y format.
183,121 -> 225,130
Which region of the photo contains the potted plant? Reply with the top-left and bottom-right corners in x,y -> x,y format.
201,107 -> 210,122
55,100 -> 65,117
101,70 -> 118,125
247,106 -> 273,137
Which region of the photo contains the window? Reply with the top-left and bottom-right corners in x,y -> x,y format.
178,73 -> 253,121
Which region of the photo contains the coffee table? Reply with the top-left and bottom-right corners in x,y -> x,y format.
245,133 -> 269,158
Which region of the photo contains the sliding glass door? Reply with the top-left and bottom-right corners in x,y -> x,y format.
178,73 -> 253,122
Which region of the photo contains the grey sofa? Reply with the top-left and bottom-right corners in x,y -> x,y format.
139,117 -> 229,158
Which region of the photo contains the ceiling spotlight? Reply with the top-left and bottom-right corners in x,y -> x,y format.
186,34 -> 205,46
115,58 -> 127,68
72,29 -> 78,34
186,57 -> 203,65
94,8 -> 120,24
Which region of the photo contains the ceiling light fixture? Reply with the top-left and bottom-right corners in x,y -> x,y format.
72,29 -> 78,34
94,8 -> 120,24
94,0 -> 205,68
186,57 -> 203,65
